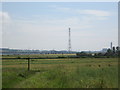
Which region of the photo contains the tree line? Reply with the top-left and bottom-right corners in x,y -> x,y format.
76,46 -> 120,58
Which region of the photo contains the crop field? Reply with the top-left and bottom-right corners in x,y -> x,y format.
2,54 -> 118,88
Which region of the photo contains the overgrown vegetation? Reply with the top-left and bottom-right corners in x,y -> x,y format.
2,55 -> 118,88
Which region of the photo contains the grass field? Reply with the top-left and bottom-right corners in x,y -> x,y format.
2,54 -> 118,88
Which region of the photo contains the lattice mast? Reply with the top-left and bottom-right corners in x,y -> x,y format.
68,28 -> 71,53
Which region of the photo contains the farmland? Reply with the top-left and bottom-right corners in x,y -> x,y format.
2,54 -> 118,88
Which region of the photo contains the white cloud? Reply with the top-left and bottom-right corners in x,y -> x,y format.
77,9 -> 111,17
57,7 -> 71,11
50,5 -> 111,18
0,11 -> 11,24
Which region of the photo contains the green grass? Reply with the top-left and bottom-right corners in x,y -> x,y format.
2,55 -> 118,88
12,65 -> 118,88
2,68 -> 36,88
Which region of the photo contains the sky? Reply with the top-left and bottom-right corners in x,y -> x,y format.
1,2 -> 118,51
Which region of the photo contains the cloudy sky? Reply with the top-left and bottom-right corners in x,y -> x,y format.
1,2 -> 118,51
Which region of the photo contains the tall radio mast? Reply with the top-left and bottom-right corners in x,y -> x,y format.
68,28 -> 71,53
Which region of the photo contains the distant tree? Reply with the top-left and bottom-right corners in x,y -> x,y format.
17,56 -> 21,59
112,46 -> 116,54
94,53 -> 97,56
116,46 -> 120,57
76,52 -> 85,57
97,53 -> 103,56
105,49 -> 113,57
107,49 -> 112,53
76,52 -> 93,58
116,46 -> 119,51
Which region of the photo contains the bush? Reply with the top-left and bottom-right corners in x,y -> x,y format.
17,56 -> 21,59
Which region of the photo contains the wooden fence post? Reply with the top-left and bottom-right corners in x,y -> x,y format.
28,58 -> 30,71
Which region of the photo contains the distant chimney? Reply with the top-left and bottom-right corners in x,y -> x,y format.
110,42 -> 112,50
